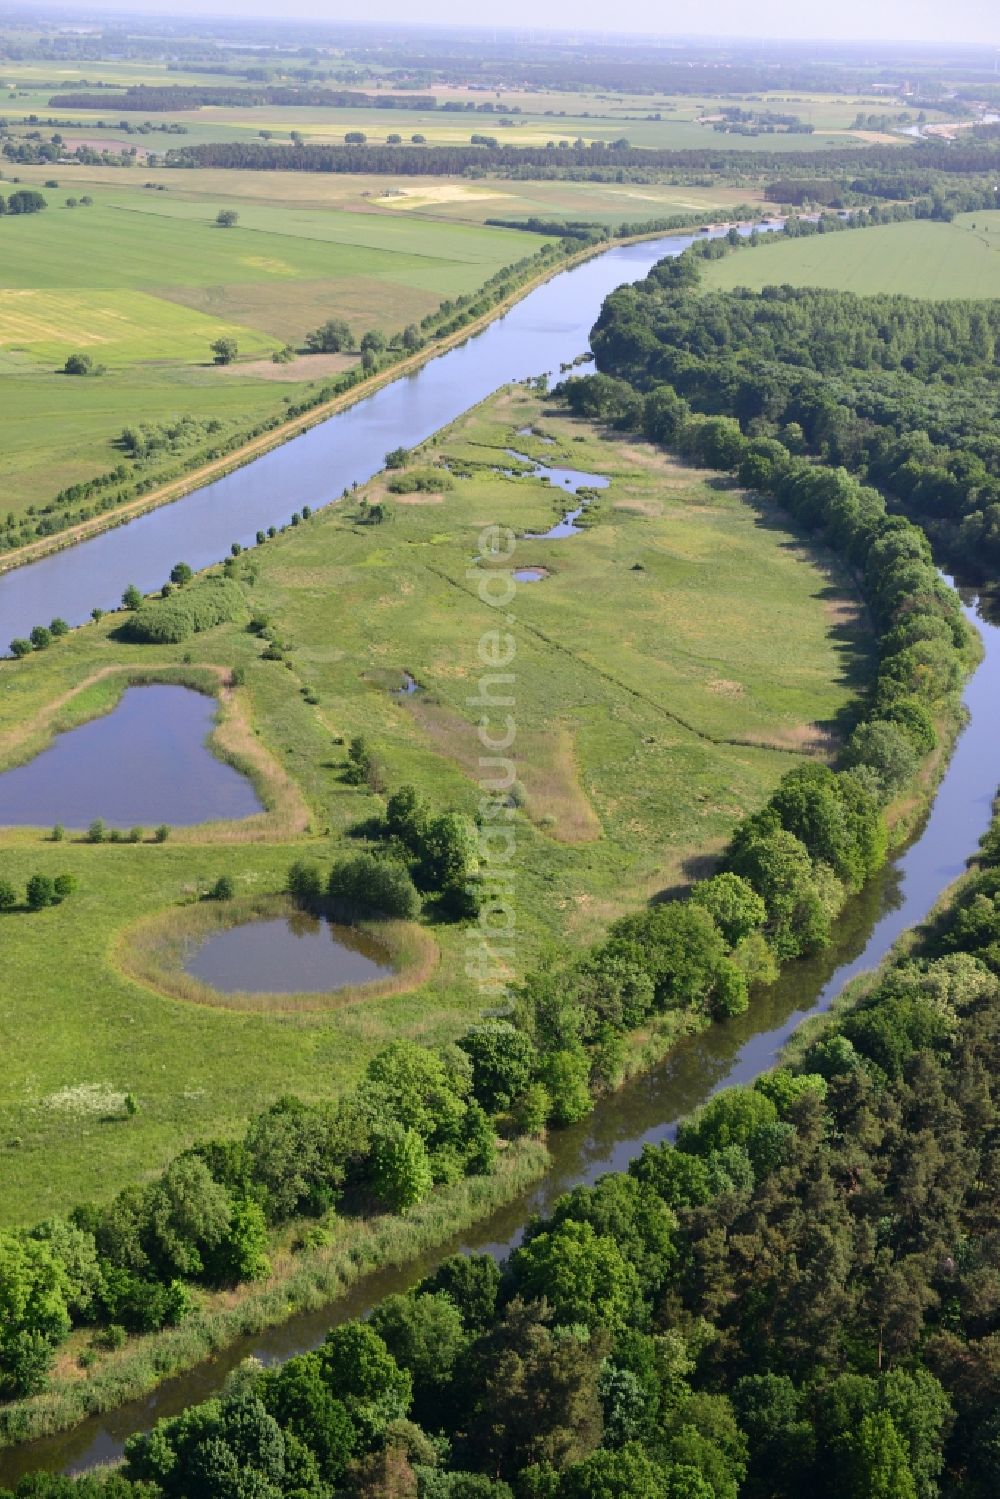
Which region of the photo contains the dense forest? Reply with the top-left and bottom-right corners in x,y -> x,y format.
47,87 -> 435,112
587,229 -> 1000,572
161,139 -> 1000,180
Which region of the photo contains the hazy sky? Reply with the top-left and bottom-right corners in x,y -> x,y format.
47,0 -> 1000,48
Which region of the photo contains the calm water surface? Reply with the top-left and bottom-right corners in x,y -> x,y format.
0,685 -> 261,828
185,914 -> 393,995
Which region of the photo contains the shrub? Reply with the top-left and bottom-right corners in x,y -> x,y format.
288,860 -> 325,908
154,824 -> 170,843
119,578 -> 246,644
211,875 -> 236,900
87,819 -> 106,844
26,874 -> 57,910
328,853 -> 420,919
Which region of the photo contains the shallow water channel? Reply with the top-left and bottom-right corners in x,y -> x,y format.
2,585 -> 997,1484
184,914 -> 392,996
0,685 -> 261,829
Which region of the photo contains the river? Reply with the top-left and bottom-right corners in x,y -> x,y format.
0,233 -> 998,1483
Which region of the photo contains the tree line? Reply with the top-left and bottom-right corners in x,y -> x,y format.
47,87 -> 436,112
161,138 -> 1000,181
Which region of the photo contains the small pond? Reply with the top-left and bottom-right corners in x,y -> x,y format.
506,448 -> 609,539
183,913 -> 394,994
0,684 -> 262,829
513,567 -> 549,583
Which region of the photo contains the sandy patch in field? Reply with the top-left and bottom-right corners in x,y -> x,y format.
708,678 -> 745,697
215,351 -> 357,382
829,129 -> 906,144
374,183 -> 511,209
392,493 -> 444,505
239,255 -> 298,276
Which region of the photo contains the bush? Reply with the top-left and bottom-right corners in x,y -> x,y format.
288,859 -> 325,908
119,578 -> 246,644
328,853 -> 420,919
386,469 -> 455,494
26,874 -> 57,910
211,875 -> 236,900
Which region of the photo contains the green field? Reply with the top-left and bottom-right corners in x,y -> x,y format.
702,217 -> 1000,299
0,387 -> 868,1224
0,180 -> 549,521
9,160 -> 772,226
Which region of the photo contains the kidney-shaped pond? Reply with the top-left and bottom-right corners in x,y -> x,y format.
0,684 -> 262,828
184,913 -> 394,995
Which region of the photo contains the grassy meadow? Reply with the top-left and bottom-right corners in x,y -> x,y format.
701,217 -> 1000,299
0,178 -> 550,521
0,386 -> 870,1226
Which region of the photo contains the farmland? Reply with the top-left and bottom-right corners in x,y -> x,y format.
0,386 -> 867,1225
701,215 -> 1000,299
0,180 -> 552,521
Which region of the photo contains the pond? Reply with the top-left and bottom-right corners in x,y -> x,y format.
183,912 -> 394,995
0,684 -> 262,829
512,567 -> 549,583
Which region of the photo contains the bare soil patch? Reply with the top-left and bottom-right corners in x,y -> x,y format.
215,352 -> 357,383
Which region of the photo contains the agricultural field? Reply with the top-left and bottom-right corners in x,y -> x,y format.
0,57 -> 925,150
0,178 -> 550,519
0,386 -> 868,1224
7,158 -> 774,225
701,216 -> 1000,299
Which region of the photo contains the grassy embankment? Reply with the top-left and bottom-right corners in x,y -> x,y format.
0,385 -> 868,1228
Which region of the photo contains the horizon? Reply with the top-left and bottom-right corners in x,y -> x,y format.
9,1 -> 1000,50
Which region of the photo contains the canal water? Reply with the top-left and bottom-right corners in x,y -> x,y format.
0,230 -> 752,650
